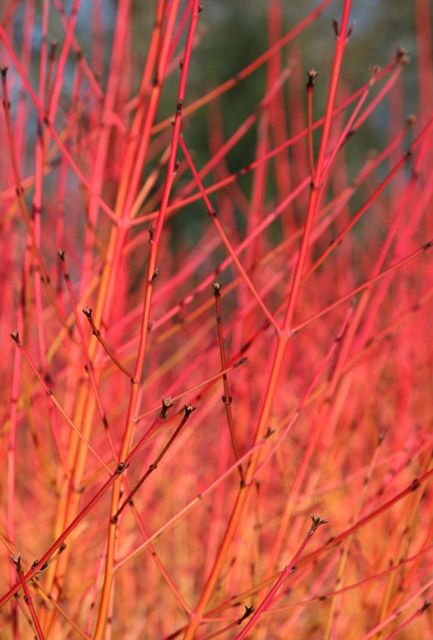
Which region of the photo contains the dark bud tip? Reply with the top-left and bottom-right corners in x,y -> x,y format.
10,331 -> 20,344
311,514 -> 328,530
160,397 -> 174,418
11,553 -> 21,567
406,113 -> 416,126
421,600 -> 431,612
57,249 -> 65,261
1,66 -> 8,78
212,281 -> 222,295
184,404 -> 195,416
332,18 -> 340,36
307,69 -> 318,88
409,478 -> 420,491
238,605 -> 254,623
82,306 -> 92,318
396,47 -> 410,65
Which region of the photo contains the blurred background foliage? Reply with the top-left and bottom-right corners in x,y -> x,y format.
130,0 -> 422,154
124,0 -> 426,248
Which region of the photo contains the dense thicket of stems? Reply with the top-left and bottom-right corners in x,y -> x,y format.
1,1 -> 433,637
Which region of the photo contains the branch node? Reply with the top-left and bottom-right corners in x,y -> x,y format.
116,461 -> 129,475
